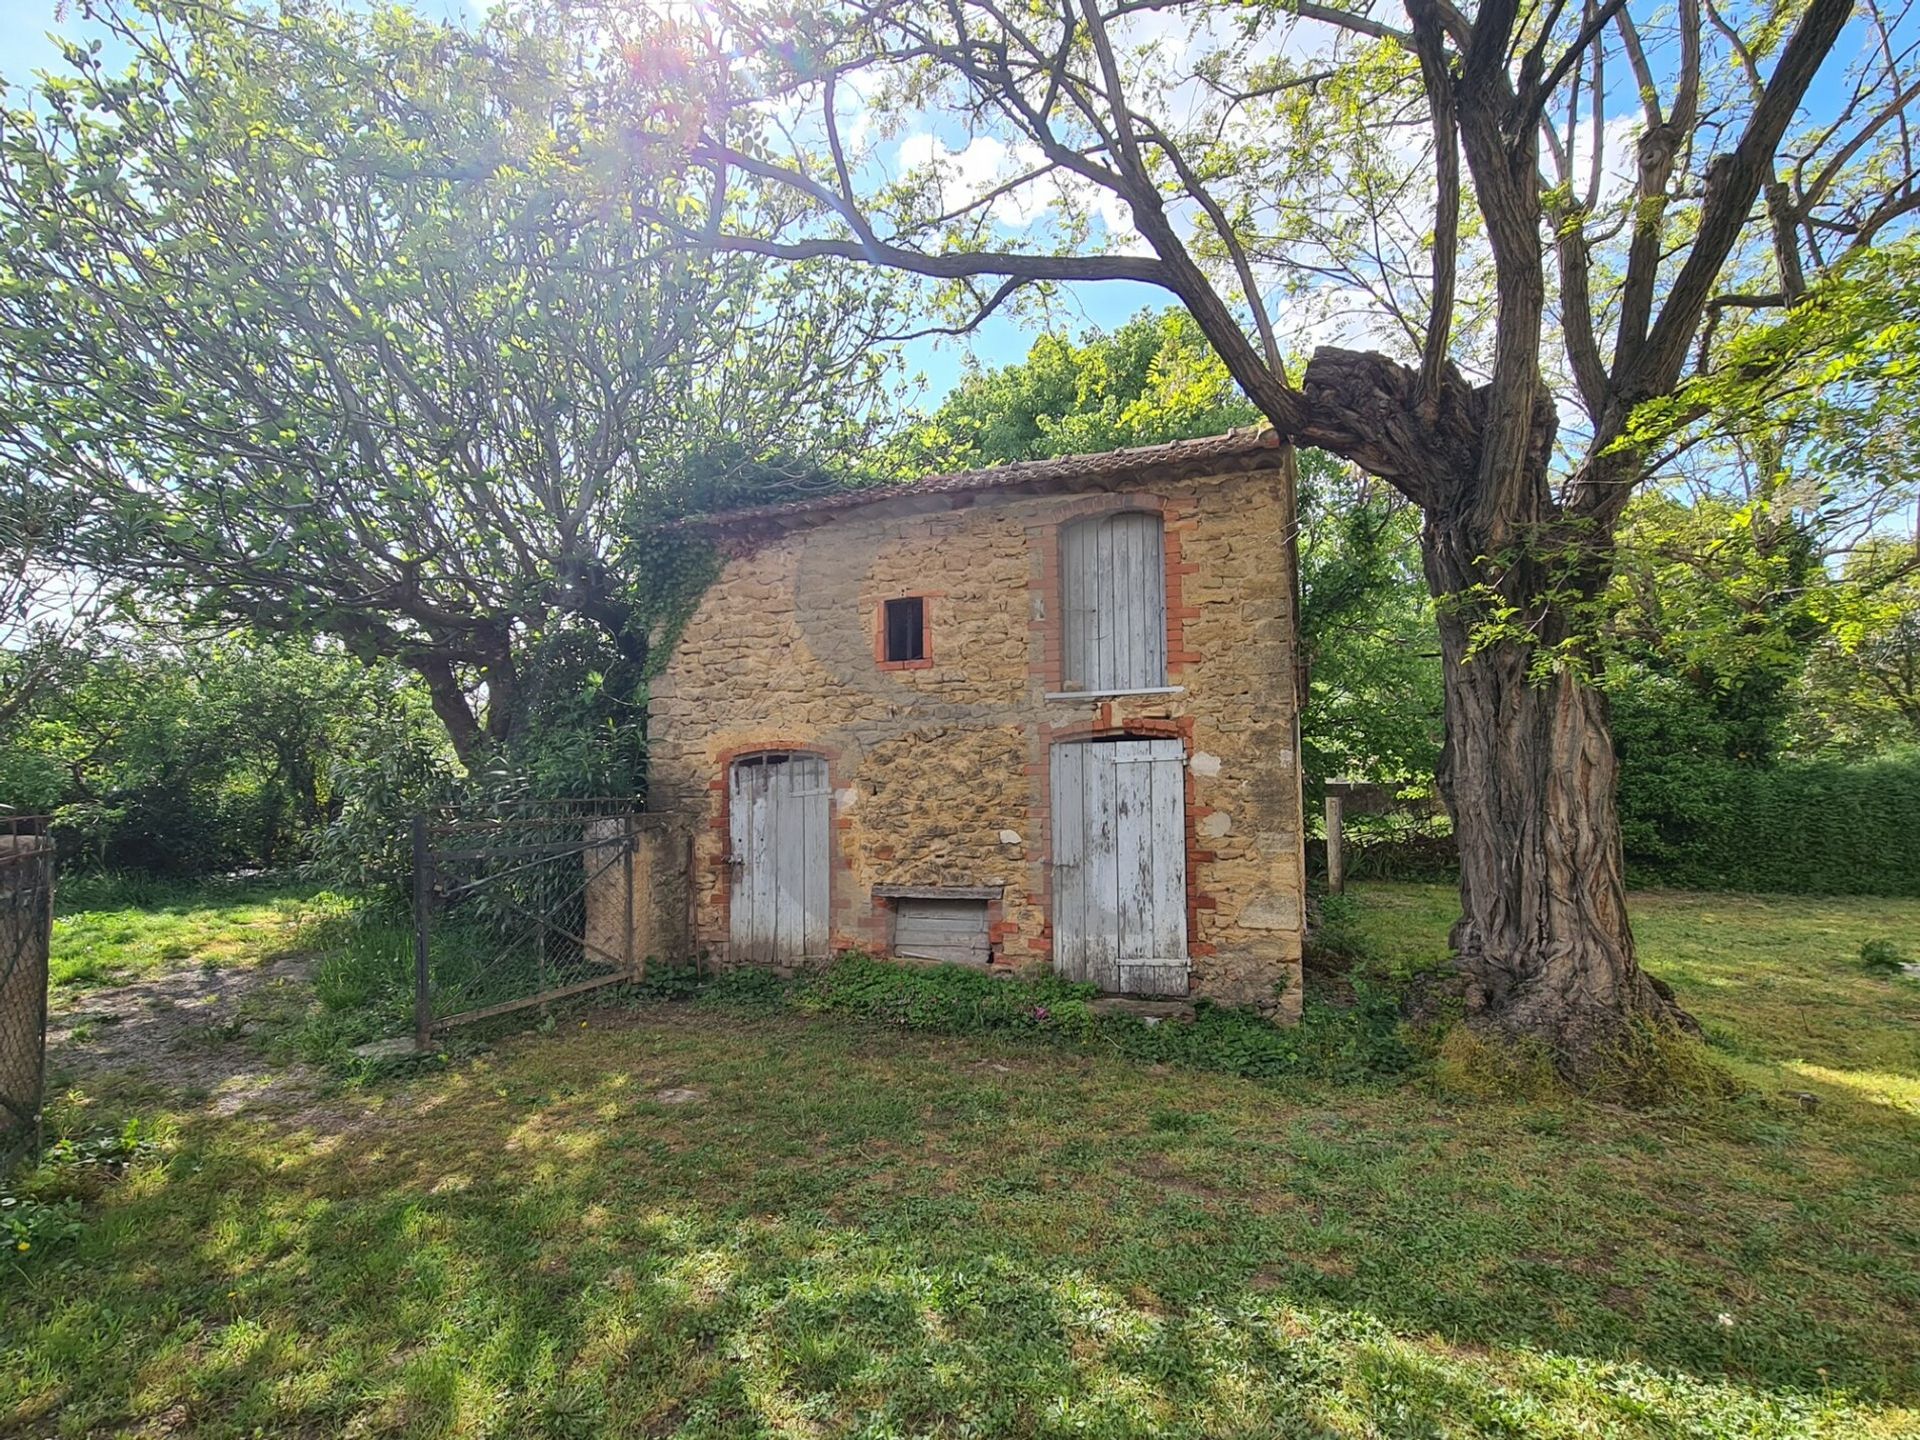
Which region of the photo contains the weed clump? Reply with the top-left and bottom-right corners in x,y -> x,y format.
1858,938 -> 1906,973
2,1120 -> 164,1261
1429,1018 -> 1745,1110
780,952 -> 1413,1084
1583,1021 -> 1746,1108
798,954 -> 1099,1038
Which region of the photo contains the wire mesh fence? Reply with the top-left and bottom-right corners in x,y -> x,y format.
0,818 -> 55,1177
412,799 -> 647,1046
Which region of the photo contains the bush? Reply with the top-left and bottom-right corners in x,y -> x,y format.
1331,748 -> 1920,897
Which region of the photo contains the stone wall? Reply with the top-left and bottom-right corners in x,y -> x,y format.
582,816 -> 693,976
646,463 -> 1306,1017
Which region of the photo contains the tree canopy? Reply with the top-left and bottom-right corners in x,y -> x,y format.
0,0 -> 902,770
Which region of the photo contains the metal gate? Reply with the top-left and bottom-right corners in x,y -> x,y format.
412,801 -> 646,1047
0,819 -> 54,1176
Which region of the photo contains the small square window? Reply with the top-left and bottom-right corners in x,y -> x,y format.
883,596 -> 926,664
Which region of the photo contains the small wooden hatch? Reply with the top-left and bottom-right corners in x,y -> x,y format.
891,897 -> 990,967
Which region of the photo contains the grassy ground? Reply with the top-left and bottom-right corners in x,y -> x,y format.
48,874 -> 318,996
3,881 -> 1917,1438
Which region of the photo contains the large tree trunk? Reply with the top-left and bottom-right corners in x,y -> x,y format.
1425,515 -> 1690,1057
1299,344 -> 1693,1065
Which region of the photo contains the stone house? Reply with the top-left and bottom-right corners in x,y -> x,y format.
645,428 -> 1307,1016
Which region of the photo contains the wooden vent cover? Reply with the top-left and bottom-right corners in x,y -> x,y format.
892,897 -> 990,967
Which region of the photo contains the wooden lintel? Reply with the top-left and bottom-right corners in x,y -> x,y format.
872,884 -> 1004,901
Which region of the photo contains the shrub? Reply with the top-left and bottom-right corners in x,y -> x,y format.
1859,938 -> 1907,972
1339,749 -> 1920,896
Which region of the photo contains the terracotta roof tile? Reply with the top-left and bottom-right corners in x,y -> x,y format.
680,426 -> 1282,531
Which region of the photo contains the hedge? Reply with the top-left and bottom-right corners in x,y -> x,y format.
1334,750 -> 1920,897
1618,749 -> 1920,895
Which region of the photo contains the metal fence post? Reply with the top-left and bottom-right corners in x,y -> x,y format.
624,816 -> 638,981
412,812 -> 432,1052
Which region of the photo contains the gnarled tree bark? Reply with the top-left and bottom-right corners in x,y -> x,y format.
1300,344 -> 1691,1059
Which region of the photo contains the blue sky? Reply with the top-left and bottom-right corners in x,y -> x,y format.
0,0 -> 1157,407
5,0 -> 1898,408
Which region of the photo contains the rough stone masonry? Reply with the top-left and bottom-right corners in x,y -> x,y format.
646,429 -> 1307,1018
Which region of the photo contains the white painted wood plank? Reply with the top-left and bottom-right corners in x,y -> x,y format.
899,944 -> 988,965
771,761 -> 804,963
1092,520 -> 1117,692
1121,514 -> 1144,691
1049,742 -> 1085,982
1114,742 -> 1155,976
1148,742 -> 1188,968
796,756 -> 830,959
1106,515 -> 1130,689
1139,515 -> 1167,687
1085,744 -> 1122,993
749,765 -> 775,964
896,918 -> 990,936
896,899 -> 988,966
1062,521 -> 1091,689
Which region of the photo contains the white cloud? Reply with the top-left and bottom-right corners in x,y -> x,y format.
894,132 -> 1141,244
1565,113 -> 1641,205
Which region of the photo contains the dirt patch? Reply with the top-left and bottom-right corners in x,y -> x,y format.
1125,1152 -> 1225,1201
47,954 -> 328,1117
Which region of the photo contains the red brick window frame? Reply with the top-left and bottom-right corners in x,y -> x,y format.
876,595 -> 934,670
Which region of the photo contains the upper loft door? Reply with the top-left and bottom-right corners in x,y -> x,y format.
728,753 -> 830,965
1050,738 -> 1189,995
1061,510 -> 1167,693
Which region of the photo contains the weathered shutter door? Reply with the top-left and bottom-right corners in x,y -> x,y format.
1050,738 -> 1188,995
893,899 -> 990,965
1112,739 -> 1188,995
729,760 -> 770,963
729,755 -> 830,964
1062,512 -> 1166,692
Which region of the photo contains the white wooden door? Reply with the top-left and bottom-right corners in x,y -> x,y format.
1050,738 -> 1188,994
728,754 -> 830,964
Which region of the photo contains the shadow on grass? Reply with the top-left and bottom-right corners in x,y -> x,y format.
7,1000 -> 1916,1439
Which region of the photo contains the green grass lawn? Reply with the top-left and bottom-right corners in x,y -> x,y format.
4,881 -> 1918,1438
48,874 -> 318,996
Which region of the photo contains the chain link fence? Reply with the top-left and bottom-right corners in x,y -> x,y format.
0,819 -> 55,1176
